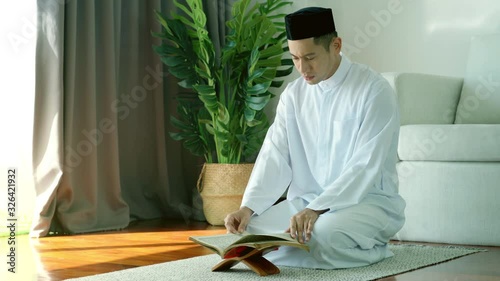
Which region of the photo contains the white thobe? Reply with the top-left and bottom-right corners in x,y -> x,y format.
241,55 -> 406,269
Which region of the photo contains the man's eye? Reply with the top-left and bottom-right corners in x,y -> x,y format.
306,57 -> 315,61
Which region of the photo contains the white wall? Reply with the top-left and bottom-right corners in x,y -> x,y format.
265,0 -> 500,117
288,0 -> 500,77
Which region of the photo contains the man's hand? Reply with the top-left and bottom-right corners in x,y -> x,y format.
224,206 -> 254,234
286,208 -> 327,243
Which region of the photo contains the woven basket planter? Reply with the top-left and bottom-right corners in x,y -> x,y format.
197,163 -> 254,225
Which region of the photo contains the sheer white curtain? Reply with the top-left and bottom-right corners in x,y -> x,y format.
0,1 -> 37,235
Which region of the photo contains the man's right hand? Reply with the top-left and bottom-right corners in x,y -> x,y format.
224,206 -> 254,234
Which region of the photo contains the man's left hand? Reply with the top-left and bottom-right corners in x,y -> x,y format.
286,208 -> 327,244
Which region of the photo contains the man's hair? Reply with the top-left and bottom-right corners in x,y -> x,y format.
313,31 -> 338,52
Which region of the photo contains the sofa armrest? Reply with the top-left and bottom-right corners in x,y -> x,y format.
381,72 -> 463,125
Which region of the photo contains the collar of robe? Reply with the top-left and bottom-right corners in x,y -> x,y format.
317,53 -> 351,92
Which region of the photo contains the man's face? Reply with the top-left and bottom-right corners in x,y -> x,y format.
288,37 -> 342,85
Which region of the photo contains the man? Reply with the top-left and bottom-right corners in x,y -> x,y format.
224,7 -> 406,269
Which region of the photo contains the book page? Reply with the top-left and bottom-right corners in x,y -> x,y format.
190,233 -> 245,255
230,232 -> 308,254
235,232 -> 296,244
191,232 -> 309,258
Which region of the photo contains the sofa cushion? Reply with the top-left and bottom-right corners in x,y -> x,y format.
398,124 -> 500,161
455,34 -> 500,124
382,72 -> 463,125
394,161 -> 500,246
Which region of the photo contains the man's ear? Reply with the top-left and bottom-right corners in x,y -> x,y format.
331,37 -> 342,54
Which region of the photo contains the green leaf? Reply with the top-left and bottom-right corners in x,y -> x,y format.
154,10 -> 169,30
169,132 -> 184,141
193,84 -> 215,95
265,2 -> 292,13
236,134 -> 248,144
276,66 -> 294,77
270,80 -> 284,88
246,118 -> 263,127
244,107 -> 256,122
173,0 -> 194,19
259,44 -> 283,59
246,81 -> 272,95
247,48 -> 260,77
246,95 -> 271,110
247,68 -> 266,84
161,55 -> 186,67
170,116 -> 192,131
217,104 -> 231,125
205,123 -> 215,135
151,31 -> 168,39
178,79 -> 194,89
154,44 -> 182,55
257,56 -> 281,67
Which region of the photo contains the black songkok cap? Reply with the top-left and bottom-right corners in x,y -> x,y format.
285,7 -> 336,40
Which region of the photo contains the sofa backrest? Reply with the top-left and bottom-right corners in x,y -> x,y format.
455,33 -> 500,124
382,72 -> 463,125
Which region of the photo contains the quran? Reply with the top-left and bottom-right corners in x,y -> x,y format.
189,232 -> 309,276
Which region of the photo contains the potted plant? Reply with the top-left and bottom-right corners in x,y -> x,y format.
153,0 -> 292,224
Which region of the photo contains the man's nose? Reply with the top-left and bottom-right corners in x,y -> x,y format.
298,59 -> 310,73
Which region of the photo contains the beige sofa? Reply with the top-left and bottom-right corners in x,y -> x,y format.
382,34 -> 500,246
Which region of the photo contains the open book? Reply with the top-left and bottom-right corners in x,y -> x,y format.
190,232 -> 310,275
189,231 -> 309,259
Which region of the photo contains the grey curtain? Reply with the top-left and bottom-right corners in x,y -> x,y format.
32,0 -> 234,237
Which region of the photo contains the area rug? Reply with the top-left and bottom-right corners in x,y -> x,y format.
66,244 -> 484,281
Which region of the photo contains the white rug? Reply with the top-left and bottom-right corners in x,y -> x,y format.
66,244 -> 483,281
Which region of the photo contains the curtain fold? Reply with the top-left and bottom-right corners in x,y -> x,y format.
32,0 -> 236,237
32,0 -> 66,237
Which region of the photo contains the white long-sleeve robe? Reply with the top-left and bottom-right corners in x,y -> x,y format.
241,55 -> 406,269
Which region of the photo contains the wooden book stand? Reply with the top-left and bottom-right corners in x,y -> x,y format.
212,246 -> 280,276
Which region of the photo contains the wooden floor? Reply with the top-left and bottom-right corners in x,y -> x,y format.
2,219 -> 500,281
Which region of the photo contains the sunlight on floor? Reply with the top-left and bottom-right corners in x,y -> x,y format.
0,235 -> 39,281
31,230 -> 220,270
